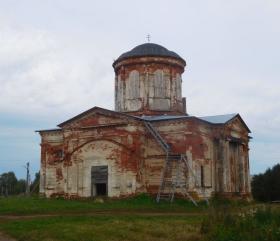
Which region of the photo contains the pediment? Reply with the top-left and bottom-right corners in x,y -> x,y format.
58,106 -> 138,128
226,114 -> 251,134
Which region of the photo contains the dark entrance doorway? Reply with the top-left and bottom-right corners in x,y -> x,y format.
96,183 -> 107,196
91,166 -> 108,197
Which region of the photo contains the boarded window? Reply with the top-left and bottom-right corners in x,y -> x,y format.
127,70 -> 140,99
148,70 -> 171,110
124,70 -> 141,111
152,70 -> 170,98
154,70 -> 165,97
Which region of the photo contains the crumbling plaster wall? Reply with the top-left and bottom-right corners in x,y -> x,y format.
66,140 -> 137,197
40,115 -> 250,199
143,118 -> 250,198
143,119 -> 216,198
40,130 -> 64,197
40,116 -> 147,198
224,118 -> 250,196
114,57 -> 185,115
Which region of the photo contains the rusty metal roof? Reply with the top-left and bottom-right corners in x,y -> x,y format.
114,43 -> 185,63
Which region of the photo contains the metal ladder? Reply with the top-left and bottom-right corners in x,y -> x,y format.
144,121 -> 170,153
144,121 -> 209,205
144,121 -> 172,202
174,155 -> 198,206
181,155 -> 209,205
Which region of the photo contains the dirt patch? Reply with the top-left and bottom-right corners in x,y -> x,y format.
0,211 -> 205,221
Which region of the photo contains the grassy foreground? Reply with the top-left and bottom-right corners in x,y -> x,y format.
0,215 -> 202,241
0,194 -> 207,215
0,195 -> 204,241
0,195 -> 279,241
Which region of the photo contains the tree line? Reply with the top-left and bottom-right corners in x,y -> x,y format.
0,171 -> 39,196
251,163 -> 280,202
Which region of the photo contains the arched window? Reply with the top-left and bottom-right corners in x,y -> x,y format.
149,69 -> 171,110
127,70 -> 140,99
152,69 -> 170,98
154,70 -> 165,97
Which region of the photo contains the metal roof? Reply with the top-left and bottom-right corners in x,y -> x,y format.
137,113 -> 252,132
37,110 -> 250,133
35,128 -> 61,133
198,113 -> 238,124
138,115 -> 190,121
137,113 -> 238,124
114,43 -> 185,64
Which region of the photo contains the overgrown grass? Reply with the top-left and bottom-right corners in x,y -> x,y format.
200,206 -> 280,241
1,195 -> 279,241
0,215 -> 202,241
0,194 -> 208,215
210,195 -> 252,208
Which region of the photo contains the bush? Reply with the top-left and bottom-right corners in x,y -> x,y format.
201,206 -> 280,241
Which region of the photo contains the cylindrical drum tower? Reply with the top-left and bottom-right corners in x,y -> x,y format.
113,43 -> 187,116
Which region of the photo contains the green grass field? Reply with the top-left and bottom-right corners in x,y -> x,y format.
0,195 -> 279,241
0,215 -> 203,241
0,194 -> 207,215
0,195 -> 204,241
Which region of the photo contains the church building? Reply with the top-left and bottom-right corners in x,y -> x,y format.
37,43 -> 251,201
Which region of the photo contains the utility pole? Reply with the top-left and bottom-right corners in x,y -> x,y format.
25,162 -> 30,195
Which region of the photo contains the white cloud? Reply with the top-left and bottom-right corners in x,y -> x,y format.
0,22 -> 116,120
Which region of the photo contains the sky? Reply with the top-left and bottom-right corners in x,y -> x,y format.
0,0 -> 279,180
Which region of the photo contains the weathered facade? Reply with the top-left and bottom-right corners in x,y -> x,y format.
38,43 -> 251,200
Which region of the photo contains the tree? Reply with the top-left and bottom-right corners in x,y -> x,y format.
0,170 -> 40,196
0,172 -> 18,196
252,163 -> 280,202
15,179 -> 26,194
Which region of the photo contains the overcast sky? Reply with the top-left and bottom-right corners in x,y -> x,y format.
0,0 -> 279,179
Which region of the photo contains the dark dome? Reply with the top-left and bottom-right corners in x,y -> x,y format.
114,43 -> 185,64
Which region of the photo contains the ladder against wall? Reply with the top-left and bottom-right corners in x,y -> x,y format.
156,154 -> 209,205
144,121 -> 209,205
